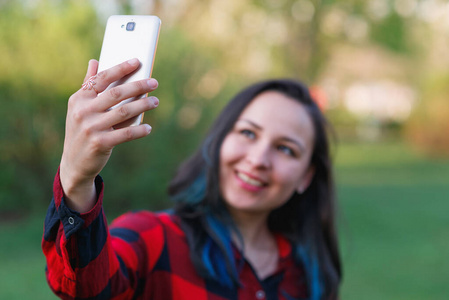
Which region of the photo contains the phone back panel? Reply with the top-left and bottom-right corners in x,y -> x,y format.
98,15 -> 161,126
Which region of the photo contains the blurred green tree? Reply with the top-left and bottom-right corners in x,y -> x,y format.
0,0 -> 102,212
405,74 -> 449,157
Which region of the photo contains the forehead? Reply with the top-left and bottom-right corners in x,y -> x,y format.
238,91 -> 315,145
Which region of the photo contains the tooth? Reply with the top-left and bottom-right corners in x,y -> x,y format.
238,172 -> 263,186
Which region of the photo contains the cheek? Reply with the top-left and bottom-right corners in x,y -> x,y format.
219,135 -> 243,166
219,137 -> 240,195
219,137 -> 235,182
276,162 -> 310,190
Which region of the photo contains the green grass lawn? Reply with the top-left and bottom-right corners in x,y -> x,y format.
0,211 -> 56,299
336,142 -> 449,300
0,141 -> 448,299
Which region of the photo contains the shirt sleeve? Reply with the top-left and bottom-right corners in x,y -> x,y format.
42,168 -> 163,299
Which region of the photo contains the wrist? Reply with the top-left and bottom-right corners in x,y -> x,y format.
59,163 -> 97,213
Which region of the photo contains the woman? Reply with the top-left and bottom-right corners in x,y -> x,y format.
42,59 -> 341,300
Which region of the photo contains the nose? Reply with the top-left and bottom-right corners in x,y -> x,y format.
245,142 -> 272,169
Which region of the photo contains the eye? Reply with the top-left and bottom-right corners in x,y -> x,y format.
277,145 -> 296,157
240,129 -> 256,139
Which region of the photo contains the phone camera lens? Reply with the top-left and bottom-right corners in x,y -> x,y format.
126,22 -> 135,31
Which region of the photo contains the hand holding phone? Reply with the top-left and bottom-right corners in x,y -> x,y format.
59,16 -> 161,213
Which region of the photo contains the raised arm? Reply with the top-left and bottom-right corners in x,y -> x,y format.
43,59 -> 161,299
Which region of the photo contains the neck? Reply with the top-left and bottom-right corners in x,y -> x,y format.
229,209 -> 280,280
229,209 -> 273,250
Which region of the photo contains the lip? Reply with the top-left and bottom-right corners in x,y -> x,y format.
234,170 -> 267,192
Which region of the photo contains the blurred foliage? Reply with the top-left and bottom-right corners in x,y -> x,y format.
405,74 -> 449,157
0,0 -> 102,212
0,0 -> 448,213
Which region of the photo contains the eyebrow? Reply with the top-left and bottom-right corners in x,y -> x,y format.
237,118 -> 307,152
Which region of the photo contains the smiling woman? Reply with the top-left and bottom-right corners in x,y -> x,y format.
170,79 -> 341,299
42,60 -> 341,300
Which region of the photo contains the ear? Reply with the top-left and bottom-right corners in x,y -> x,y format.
296,165 -> 315,194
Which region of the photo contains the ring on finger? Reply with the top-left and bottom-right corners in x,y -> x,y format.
82,75 -> 99,94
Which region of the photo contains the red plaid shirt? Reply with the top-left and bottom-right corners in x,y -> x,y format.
42,170 -> 308,299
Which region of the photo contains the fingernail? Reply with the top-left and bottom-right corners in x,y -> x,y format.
128,58 -> 139,66
147,79 -> 158,89
144,124 -> 152,133
151,96 -> 159,107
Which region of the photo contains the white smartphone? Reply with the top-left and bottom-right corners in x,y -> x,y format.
98,15 -> 161,128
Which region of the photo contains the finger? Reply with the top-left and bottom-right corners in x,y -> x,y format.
83,59 -> 99,83
89,58 -> 141,94
101,96 -> 159,128
94,78 -> 159,112
102,124 -> 153,148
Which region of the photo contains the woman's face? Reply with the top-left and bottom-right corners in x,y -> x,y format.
219,91 -> 315,219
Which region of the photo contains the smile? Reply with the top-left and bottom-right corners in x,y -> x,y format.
236,172 -> 266,187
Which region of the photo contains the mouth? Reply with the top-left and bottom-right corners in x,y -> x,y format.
236,171 -> 267,187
